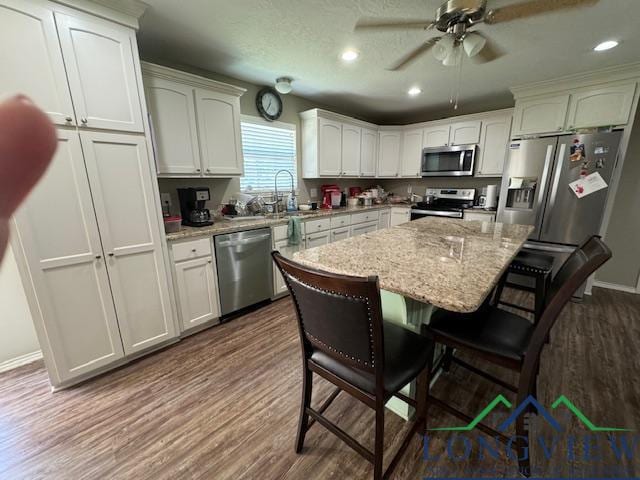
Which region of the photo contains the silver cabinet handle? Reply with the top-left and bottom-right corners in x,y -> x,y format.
206,168 -> 211,172
65,116 -> 73,122
192,248 -> 197,252
196,168 -> 201,172
81,117 -> 88,124
108,252 -> 114,257
95,255 -> 102,260
207,260 -> 212,264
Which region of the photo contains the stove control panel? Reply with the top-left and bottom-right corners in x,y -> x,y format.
426,188 -> 476,200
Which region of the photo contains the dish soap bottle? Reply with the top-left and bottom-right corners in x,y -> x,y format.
286,192 -> 298,212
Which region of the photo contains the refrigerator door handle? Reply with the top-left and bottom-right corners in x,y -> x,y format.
543,143 -> 566,234
533,144 -> 556,234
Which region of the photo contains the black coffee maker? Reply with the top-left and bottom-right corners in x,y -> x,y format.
177,187 -> 214,227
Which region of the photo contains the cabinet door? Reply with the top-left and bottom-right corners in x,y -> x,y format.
360,127 -> 378,177
476,114 -> 512,177
305,231 -> 330,248
55,12 -> 144,132
12,129 -> 124,384
273,239 -> 303,296
331,227 -> 350,242
449,121 -> 481,145
464,212 -> 495,222
174,256 -> 220,330
145,76 -> 201,175
318,117 -> 342,176
377,130 -> 402,177
0,0 -> 75,126
566,83 -> 637,129
422,125 -> 450,148
341,123 -> 361,176
401,129 -> 423,177
390,208 -> 410,227
512,94 -> 569,136
195,87 -> 243,176
378,209 -> 390,229
80,131 -> 176,355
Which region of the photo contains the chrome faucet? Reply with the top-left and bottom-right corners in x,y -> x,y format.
274,169 -> 295,218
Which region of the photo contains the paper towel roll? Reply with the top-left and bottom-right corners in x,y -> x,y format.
486,184 -> 498,209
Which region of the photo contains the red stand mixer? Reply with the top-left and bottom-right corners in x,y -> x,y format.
321,184 -> 342,209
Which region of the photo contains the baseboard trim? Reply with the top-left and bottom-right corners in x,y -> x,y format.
0,350 -> 42,373
592,280 -> 638,294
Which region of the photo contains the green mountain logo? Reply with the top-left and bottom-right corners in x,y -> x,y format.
429,394 -> 632,432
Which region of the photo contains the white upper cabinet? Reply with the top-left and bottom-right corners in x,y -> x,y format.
360,127 -> 378,177
145,76 -> 201,175
423,124 -> 450,148
566,82 -> 636,129
80,131 -> 176,355
12,129 -> 124,384
401,128 -> 423,177
317,116 -> 343,176
512,94 -> 569,137
476,113 -> 512,177
195,87 -> 244,176
341,123 -> 362,176
55,12 -> 144,132
0,0 -> 75,126
449,121 -> 481,145
377,130 -> 402,177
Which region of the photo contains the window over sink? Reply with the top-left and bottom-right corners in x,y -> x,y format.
240,116 -> 297,192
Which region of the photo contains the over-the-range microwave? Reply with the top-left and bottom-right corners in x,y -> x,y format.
421,144 -> 477,177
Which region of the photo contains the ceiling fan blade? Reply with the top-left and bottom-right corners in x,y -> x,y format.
485,0 -> 599,24
470,35 -> 505,64
387,37 -> 441,71
355,18 -> 435,31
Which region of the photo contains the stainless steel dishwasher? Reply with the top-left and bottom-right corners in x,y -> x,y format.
214,228 -> 273,316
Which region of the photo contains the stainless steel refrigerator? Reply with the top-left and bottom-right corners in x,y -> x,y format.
497,131 -> 622,296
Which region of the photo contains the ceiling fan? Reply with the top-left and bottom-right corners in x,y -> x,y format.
355,0 -> 599,71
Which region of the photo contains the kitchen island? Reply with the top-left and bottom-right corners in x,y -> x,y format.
293,217 -> 533,419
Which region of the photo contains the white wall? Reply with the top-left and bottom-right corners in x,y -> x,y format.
0,243 -> 40,369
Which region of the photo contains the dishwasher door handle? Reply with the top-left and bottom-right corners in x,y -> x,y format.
217,234 -> 271,248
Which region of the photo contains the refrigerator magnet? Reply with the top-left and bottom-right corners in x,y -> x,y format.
570,139 -> 586,162
568,172 -> 608,199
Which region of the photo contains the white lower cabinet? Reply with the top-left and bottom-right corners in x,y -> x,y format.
174,255 -> 220,330
350,221 -> 378,237
390,208 -> 410,227
331,227 -> 350,242
12,129 -> 176,387
273,237 -> 304,296
379,209 -> 391,229
464,211 -> 496,222
306,231 -> 331,248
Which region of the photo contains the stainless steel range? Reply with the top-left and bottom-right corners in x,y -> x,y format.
410,188 -> 476,220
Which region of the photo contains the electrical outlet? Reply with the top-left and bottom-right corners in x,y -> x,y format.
160,193 -> 172,207
310,188 -> 318,199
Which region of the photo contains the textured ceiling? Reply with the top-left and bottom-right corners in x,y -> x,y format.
137,0 -> 640,123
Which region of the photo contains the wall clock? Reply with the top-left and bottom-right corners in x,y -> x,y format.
256,87 -> 283,121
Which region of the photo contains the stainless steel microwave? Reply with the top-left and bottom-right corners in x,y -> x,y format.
421,144 -> 477,177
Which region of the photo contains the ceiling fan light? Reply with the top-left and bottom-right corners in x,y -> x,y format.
442,44 -> 460,66
275,77 -> 293,94
463,32 -> 486,57
433,34 -> 454,61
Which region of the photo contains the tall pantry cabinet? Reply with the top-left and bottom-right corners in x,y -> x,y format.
2,0 -> 177,388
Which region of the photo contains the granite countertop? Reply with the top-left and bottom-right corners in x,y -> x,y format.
293,217 -> 533,313
165,203 -> 412,241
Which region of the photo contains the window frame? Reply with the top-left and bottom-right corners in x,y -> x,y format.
239,115 -> 298,194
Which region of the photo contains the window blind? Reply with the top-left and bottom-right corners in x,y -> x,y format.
240,120 -> 297,192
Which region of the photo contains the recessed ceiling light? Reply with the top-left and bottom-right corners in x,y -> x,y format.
408,87 -> 422,96
341,49 -> 359,62
594,40 -> 618,52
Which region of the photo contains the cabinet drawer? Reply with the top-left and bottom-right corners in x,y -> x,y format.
350,220 -> 378,237
272,223 -> 306,242
351,210 -> 379,225
305,217 -> 331,233
330,214 -> 351,229
172,237 -> 212,262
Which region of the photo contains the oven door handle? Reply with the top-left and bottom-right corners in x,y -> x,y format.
411,210 -> 463,218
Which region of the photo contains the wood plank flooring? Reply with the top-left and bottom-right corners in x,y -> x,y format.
0,287 -> 638,479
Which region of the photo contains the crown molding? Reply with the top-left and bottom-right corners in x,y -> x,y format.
52,0 -> 148,29
141,62 -> 247,97
511,62 -> 640,99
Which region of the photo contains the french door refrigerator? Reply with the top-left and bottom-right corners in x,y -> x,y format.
497,131 -> 622,296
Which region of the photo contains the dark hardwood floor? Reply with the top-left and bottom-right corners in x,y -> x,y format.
0,288 -> 638,479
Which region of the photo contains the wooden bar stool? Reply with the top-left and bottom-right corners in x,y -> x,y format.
422,236 -> 612,477
493,248 -> 555,323
272,252 -> 434,480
